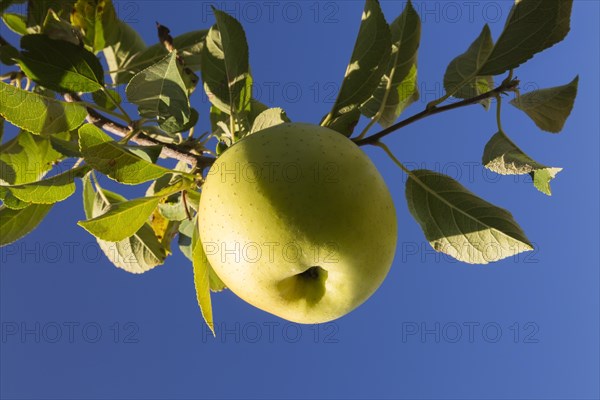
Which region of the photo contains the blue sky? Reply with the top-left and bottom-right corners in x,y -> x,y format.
1,1 -> 599,399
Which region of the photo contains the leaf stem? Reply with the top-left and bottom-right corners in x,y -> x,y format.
101,86 -> 132,124
495,94 -> 504,132
355,78 -> 519,146
372,141 -> 411,175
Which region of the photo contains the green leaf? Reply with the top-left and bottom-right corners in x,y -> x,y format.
125,30 -> 208,76
482,130 -> 562,195
360,0 -> 421,127
103,19 -> 146,84
201,8 -> 252,117
510,76 -> 578,133
78,195 -> 161,242
82,174 -> 166,273
18,34 -> 104,93
323,0 -> 391,135
1,165 -> 89,204
92,88 -> 122,111
78,124 -> 172,185
405,169 -> 533,264
192,220 -> 219,335
126,52 -> 191,133
0,130 -> 68,185
443,24 -> 494,109
0,39 -> 19,65
27,0 -> 75,29
479,0 -> 573,76
2,13 -> 28,35
71,0 -> 117,52
0,82 -> 88,135
0,203 -> 53,246
251,108 -> 291,133
0,190 -> 30,209
41,8 -> 81,45
49,132 -> 82,158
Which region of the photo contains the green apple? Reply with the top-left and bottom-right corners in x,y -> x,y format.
198,123 -> 397,323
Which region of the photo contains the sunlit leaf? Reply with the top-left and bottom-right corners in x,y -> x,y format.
1,165 -> 89,204
82,174 -> 167,273
0,82 -> 87,135
482,130 -> 562,195
78,124 -> 172,185
405,169 -> 533,264
78,195 -> 161,242
251,108 -> 291,133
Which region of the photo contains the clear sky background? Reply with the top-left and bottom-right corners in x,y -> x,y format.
1,1 -> 599,399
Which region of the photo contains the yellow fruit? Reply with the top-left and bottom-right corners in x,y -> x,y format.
199,123 -> 397,323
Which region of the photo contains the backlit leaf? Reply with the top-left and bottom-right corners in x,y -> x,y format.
18,34 -> 104,92
510,76 -> 578,133
0,203 -> 53,246
126,52 -> 191,133
323,0 -> 391,135
360,0 -> 421,127
479,0 -> 573,76
443,24 -> 494,109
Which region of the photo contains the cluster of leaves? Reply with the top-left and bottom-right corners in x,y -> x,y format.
0,0 -> 577,332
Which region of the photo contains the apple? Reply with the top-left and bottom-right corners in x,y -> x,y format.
198,123 -> 397,323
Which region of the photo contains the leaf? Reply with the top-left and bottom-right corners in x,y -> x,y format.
251,108 -> 291,133
0,82 -> 88,135
201,8 -> 252,117
510,76 -> 578,133
78,196 -> 161,242
41,8 -> 81,45
179,217 -> 226,292
0,203 -> 53,246
70,0 -> 117,52
360,0 -> 421,127
92,88 -> 121,111
150,207 -> 179,254
81,175 -> 166,273
323,0 -> 391,135
0,190 -> 30,209
27,0 -> 75,29
479,0 -> 573,76
482,131 -> 562,195
124,30 -> 208,76
18,34 -> 104,93
443,24 -> 494,109
103,19 -> 146,84
405,169 -> 533,264
0,39 -> 19,65
1,166 -> 89,204
0,130 -> 68,185
193,220 -> 215,335
126,52 -> 191,133
78,124 -> 172,185
2,13 -> 28,35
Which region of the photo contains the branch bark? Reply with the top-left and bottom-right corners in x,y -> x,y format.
63,93 -> 215,169
354,78 -> 520,146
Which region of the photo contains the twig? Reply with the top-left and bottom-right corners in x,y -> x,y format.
63,93 -> 215,169
355,78 -> 520,146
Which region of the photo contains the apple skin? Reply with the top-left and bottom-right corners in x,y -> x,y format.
199,123 -> 397,323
